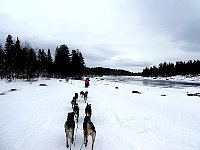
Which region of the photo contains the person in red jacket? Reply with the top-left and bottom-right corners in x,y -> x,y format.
85,78 -> 89,88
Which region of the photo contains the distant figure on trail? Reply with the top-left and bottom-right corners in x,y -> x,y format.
85,78 -> 89,88
84,91 -> 88,103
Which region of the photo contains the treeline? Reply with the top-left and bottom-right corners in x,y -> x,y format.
142,60 -> 200,77
0,34 -> 134,80
0,34 -> 85,80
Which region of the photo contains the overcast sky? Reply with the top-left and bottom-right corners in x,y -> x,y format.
0,0 -> 200,72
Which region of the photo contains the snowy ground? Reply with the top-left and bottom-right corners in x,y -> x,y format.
0,77 -> 200,150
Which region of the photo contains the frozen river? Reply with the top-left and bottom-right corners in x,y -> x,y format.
101,76 -> 200,88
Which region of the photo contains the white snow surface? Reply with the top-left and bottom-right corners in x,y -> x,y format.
0,77 -> 200,150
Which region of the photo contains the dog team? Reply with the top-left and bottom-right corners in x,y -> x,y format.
64,90 -> 96,150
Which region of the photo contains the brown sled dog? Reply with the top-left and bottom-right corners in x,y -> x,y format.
83,116 -> 96,150
73,103 -> 79,123
85,103 -> 92,117
64,112 -> 75,149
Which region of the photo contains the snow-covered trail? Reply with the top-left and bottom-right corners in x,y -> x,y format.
0,78 -> 200,150
90,82 -> 138,149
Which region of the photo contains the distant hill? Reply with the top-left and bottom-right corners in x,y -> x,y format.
85,67 -> 135,76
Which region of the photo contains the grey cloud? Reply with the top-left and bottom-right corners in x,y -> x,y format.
136,0 -> 200,52
1,0 -> 200,72
91,45 -> 121,56
84,53 -> 109,67
0,13 -> 32,34
177,21 -> 200,51
106,58 -> 151,68
0,13 -> 44,47
82,44 -> 122,67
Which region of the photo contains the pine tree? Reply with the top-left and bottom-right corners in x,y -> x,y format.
22,42 -> 35,80
41,49 -> 47,75
78,51 -> 85,74
71,50 -> 79,75
26,48 -> 36,80
37,49 -> 42,76
54,44 -> 70,77
4,34 -> 15,80
0,44 -> 5,78
71,49 -> 85,76
14,37 -> 24,78
47,49 -> 52,76
19,47 -> 28,79
37,49 -> 47,77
